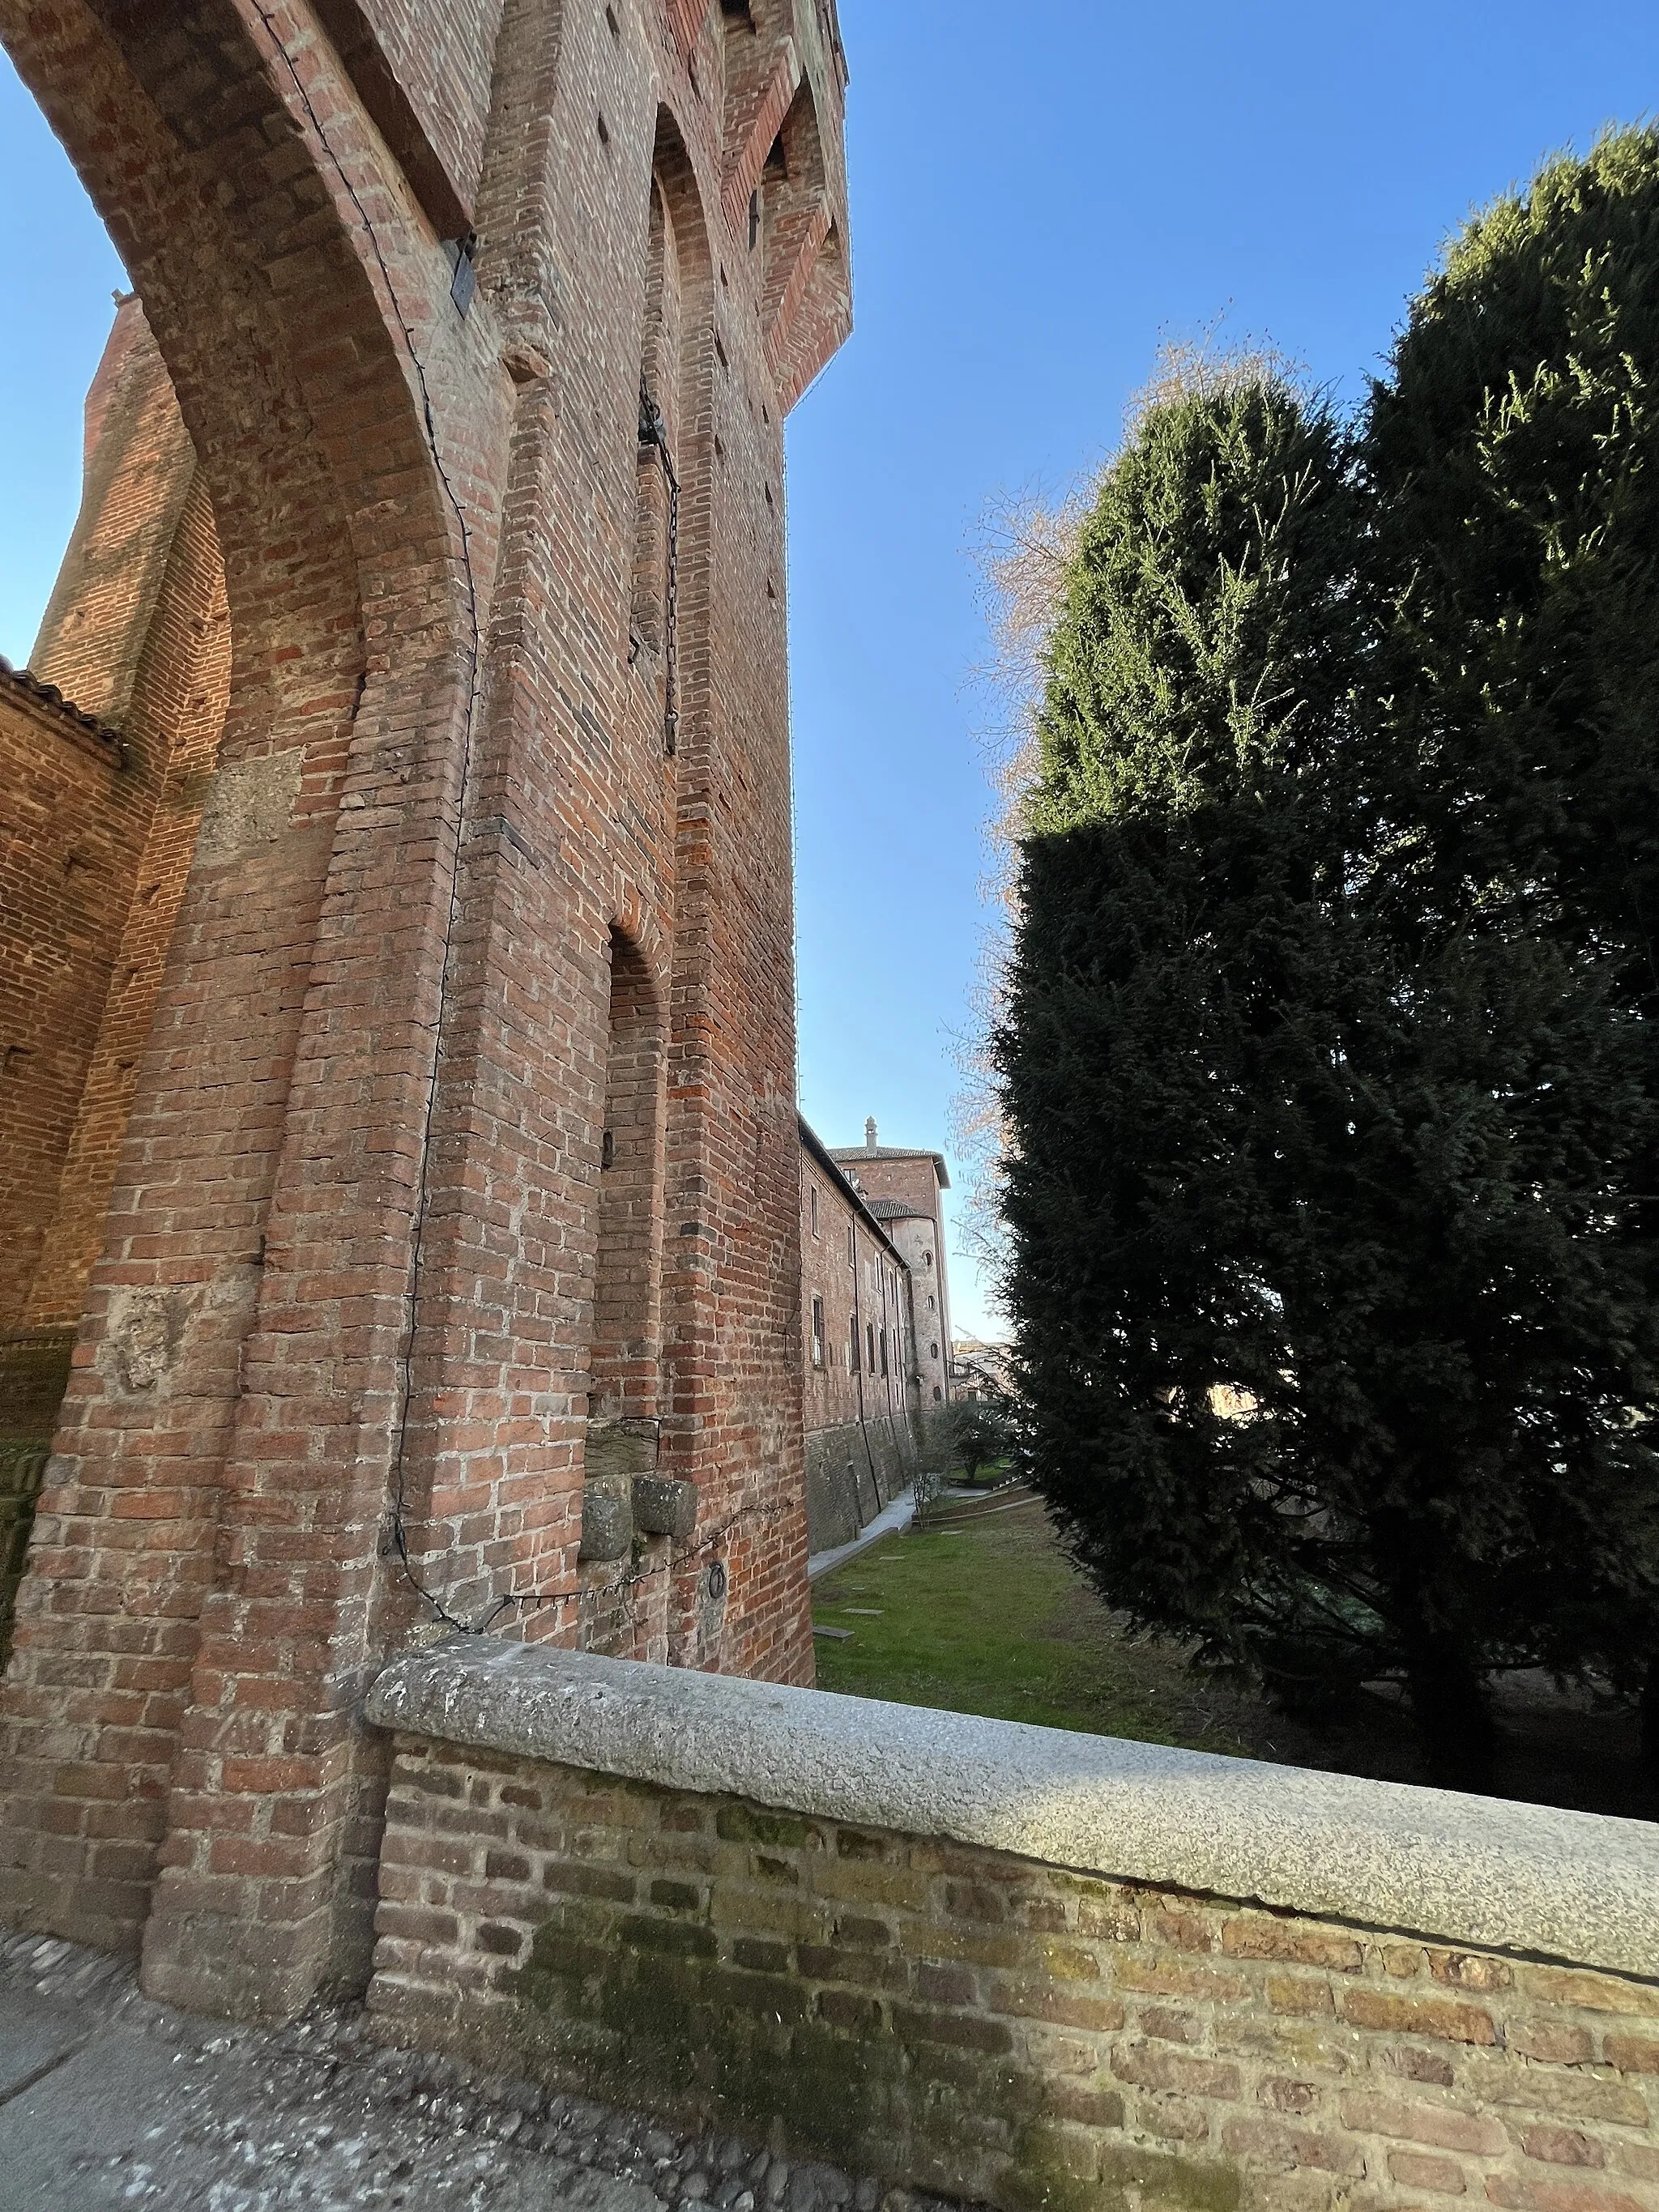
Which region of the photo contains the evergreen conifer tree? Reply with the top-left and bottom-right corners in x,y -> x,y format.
995,133 -> 1659,1780
1363,128 -> 1659,1754
994,377 -> 1394,1739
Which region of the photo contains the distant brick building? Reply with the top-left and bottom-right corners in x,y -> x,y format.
830,1119 -> 953,1413
793,1116 -> 954,1557
951,1334 -> 1013,1402
0,0 -> 851,2022
796,1117 -> 917,1554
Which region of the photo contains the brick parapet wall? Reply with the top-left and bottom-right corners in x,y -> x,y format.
365,1715 -> 1658,2212
30,292 -> 196,728
26,369 -> 231,1334
0,295 -> 227,1349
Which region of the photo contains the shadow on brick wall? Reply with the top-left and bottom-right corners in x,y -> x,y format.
0,1330 -> 73,1666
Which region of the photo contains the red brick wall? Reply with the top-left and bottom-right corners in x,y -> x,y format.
0,298 -> 227,1341
0,0 -> 851,2021
831,1149 -> 953,1407
370,1736 -> 1659,2212
343,0 -> 504,216
28,434 -> 231,1331
800,1151 -> 913,1441
31,295 -> 196,726
590,930 -> 669,1426
0,684 -> 144,1334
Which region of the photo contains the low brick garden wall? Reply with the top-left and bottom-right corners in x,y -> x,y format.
365,1643 -> 1658,2212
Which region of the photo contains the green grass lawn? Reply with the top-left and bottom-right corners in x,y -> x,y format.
809,1502 -> 1653,1817
810,1504 -> 1250,1752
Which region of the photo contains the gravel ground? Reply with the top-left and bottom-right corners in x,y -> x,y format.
0,1932 -> 968,2212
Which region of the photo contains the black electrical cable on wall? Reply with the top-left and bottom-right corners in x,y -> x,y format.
638,379 -> 680,756
249,3 -> 482,1630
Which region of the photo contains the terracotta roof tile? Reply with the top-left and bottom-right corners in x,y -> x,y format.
0,655 -> 126,759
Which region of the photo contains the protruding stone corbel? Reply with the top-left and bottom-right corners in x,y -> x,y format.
632,1475 -> 697,1543
578,1480 -> 633,1562
580,1420 -> 694,1560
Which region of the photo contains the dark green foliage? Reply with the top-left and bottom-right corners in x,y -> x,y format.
1360,130 -> 1659,1737
1366,130 -> 1659,991
945,1392 -> 1020,1480
994,131 -> 1659,1786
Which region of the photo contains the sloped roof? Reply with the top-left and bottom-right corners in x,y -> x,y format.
797,1114 -> 906,1264
865,1196 -> 928,1224
0,655 -> 126,761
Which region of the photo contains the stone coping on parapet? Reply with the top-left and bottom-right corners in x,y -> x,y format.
365,1637 -> 1659,1984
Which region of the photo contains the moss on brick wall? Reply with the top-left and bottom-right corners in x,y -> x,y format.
368,1738 -> 1659,2212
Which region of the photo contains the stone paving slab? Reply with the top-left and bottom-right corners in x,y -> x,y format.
0,2015 -> 217,2208
0,1986 -> 86,2101
0,1934 -> 955,2212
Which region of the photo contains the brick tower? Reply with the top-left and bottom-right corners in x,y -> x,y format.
0,0 -> 851,2021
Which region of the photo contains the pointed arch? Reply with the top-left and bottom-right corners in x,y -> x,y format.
631,107 -> 716,752
589,925 -> 669,1424
0,0 -> 487,2014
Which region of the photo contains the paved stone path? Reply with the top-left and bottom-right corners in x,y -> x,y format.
0,1933 -> 957,2212
805,1490 -> 915,1581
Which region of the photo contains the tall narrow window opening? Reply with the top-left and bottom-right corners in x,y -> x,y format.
588,928 -> 667,1424
632,174 -> 684,754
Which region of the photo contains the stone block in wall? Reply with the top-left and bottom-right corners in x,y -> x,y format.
579,1483 -> 634,1564
581,1421 -> 670,1561
586,1418 -> 661,1484
632,1476 -> 697,1542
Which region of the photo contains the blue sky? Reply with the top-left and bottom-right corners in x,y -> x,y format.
5,5 -> 1658,1337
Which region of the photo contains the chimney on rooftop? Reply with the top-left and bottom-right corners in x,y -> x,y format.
865,1117 -> 877,1152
